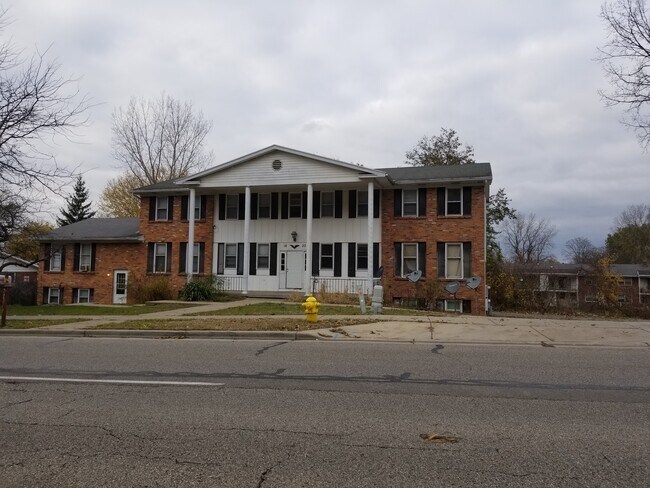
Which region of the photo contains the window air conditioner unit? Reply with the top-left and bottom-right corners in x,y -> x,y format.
80,264 -> 90,272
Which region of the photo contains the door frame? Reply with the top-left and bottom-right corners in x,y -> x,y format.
113,270 -> 128,304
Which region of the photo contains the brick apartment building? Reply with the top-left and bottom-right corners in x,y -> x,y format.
38,145 -> 492,314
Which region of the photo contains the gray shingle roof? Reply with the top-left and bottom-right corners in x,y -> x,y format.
134,178 -> 183,193
39,218 -> 142,242
379,163 -> 492,184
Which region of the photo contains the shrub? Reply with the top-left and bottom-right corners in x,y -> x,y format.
179,276 -> 221,302
128,275 -> 174,303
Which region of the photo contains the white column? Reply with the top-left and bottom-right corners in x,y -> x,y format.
243,186 -> 251,295
367,181 -> 374,295
305,184 -> 313,295
187,188 -> 196,283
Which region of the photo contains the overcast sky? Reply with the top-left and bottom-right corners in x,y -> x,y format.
6,0 -> 649,258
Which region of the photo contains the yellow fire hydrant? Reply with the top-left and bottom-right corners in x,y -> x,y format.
302,294 -> 320,322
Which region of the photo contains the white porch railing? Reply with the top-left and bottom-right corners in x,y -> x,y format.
215,275 -> 246,292
311,277 -> 381,295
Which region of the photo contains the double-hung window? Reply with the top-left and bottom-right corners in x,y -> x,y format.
320,191 -> 334,218
446,188 -> 462,215
402,243 -> 418,276
357,191 -> 368,217
402,189 -> 418,216
77,288 -> 91,304
79,244 -> 92,270
225,244 -> 238,269
154,243 -> 168,273
357,243 -> 368,270
320,244 -> 334,269
190,243 -> 200,273
47,287 -> 60,304
258,194 -> 271,219
50,246 -> 62,271
257,243 -> 270,269
156,197 -> 169,221
225,195 -> 239,219
289,192 -> 302,218
445,243 -> 463,279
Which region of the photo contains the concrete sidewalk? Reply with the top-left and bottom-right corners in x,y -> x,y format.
2,299 -> 649,347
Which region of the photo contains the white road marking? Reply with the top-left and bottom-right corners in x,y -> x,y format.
0,376 -> 224,387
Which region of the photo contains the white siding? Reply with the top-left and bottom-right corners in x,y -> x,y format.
200,151 -> 367,188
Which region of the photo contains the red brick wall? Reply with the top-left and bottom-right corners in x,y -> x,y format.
38,242 -> 144,304
381,186 -> 487,314
138,194 -> 215,297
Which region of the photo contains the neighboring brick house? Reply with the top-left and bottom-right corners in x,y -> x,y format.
38,145 -> 493,314
37,218 -> 143,305
517,263 -> 650,308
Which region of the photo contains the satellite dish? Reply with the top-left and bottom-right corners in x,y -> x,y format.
444,281 -> 461,294
375,266 -> 384,278
466,276 -> 482,289
406,270 -> 422,282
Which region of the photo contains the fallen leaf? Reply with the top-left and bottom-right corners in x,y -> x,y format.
420,432 -> 460,443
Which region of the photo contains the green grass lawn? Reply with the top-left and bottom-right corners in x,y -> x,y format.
1,319 -> 91,329
8,303 -> 201,316
94,317 -> 378,331
189,302 -> 430,316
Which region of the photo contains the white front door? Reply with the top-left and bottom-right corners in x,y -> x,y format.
113,270 -> 128,304
285,251 -> 304,289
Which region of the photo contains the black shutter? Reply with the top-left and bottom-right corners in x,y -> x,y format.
394,243 -> 402,277
334,242 -> 342,277
147,243 -> 154,273
270,243 -> 278,276
42,287 -> 47,304
181,196 -> 188,220
199,243 -> 205,273
149,197 -> 156,221
251,193 -> 258,220
60,245 -> 66,271
313,191 -> 321,218
238,193 -> 245,220
462,300 -> 472,314
301,191 -> 307,219
373,189 -> 380,218
217,243 -> 224,274
312,242 -> 320,276
463,187 -> 472,216
91,244 -> 97,271
179,242 -> 187,273
281,192 -> 289,219
463,242 -> 472,278
334,191 -> 343,218
200,195 -> 207,220
418,188 -> 427,217
72,288 -> 78,303
394,190 -> 402,217
437,243 -> 445,278
236,243 -> 244,275
249,243 -> 257,275
90,289 -> 95,303
218,194 -> 226,220
348,190 -> 357,218
373,242 -> 380,277
348,243 -> 356,277
418,242 -> 426,276
44,244 -> 51,271
437,188 -> 446,216
73,244 -> 80,271
167,196 -> 174,221
271,193 -> 279,219
166,243 -> 172,272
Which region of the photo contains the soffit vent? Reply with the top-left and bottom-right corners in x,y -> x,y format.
272,159 -> 282,171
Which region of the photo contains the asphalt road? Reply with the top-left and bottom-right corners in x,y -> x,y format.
0,337 -> 648,487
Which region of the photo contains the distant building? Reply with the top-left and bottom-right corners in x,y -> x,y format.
0,252 -> 38,305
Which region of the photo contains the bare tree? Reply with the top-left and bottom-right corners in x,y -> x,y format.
503,212 -> 558,264
613,203 -> 650,228
0,9 -> 89,193
111,93 -> 213,186
598,0 -> 650,146
563,237 -> 605,264
405,127 -> 475,166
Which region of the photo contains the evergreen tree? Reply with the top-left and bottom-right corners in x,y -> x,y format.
57,176 -> 96,226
